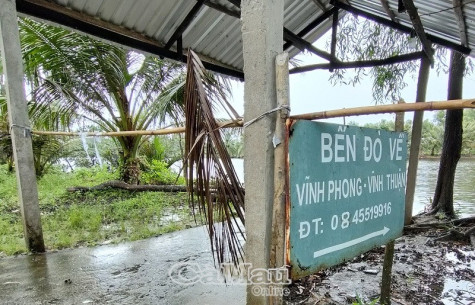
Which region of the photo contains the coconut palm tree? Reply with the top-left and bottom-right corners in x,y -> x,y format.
19,18 -> 188,184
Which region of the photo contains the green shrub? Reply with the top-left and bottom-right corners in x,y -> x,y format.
0,165 -> 193,255
141,160 -> 184,185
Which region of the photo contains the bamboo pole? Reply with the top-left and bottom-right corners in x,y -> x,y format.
8,99 -> 475,138
289,99 -> 475,121
270,52 -> 290,305
29,120 -> 243,137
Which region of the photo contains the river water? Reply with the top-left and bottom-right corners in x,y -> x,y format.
413,158 -> 475,217
231,158 -> 475,218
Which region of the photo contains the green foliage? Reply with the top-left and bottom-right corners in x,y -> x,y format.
331,14 -> 472,104
19,17 -> 188,183
0,93 -> 13,169
31,135 -> 65,177
139,135 -> 183,168
0,215 -> 26,255
141,159 -> 185,185
67,206 -> 102,230
63,129 -> 121,169
352,294 -> 379,305
462,109 -> 475,155
0,83 -> 71,176
221,127 -> 243,158
418,109 -> 475,156
72,166 -> 117,183
37,166 -> 117,209
0,166 -> 193,255
363,119 -> 397,131
359,110 -> 475,157
331,14 -> 418,103
421,117 -> 443,156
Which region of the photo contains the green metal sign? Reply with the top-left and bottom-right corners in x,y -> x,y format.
288,120 -> 407,279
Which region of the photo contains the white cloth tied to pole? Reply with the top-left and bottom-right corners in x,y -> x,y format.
93,136 -> 103,167
79,132 -> 93,164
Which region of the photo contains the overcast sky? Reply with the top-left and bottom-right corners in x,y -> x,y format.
229,37 -> 475,126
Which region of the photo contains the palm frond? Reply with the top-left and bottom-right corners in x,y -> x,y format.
184,50 -> 245,266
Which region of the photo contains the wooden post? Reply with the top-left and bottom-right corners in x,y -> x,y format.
380,100 -> 405,304
380,240 -> 395,304
405,55 -> 431,225
0,0 -> 45,252
270,52 -> 290,305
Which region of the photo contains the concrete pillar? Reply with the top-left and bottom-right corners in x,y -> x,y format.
0,0 -> 45,252
241,0 -> 283,304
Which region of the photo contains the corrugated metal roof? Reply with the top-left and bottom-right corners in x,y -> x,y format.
350,0 -> 473,47
15,0 -> 474,78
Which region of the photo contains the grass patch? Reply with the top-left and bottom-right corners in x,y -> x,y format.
0,165 -> 195,256
0,215 -> 27,255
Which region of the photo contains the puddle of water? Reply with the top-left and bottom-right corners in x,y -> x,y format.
445,250 -> 475,271
441,279 -> 475,305
160,213 -> 182,224
440,249 -> 475,304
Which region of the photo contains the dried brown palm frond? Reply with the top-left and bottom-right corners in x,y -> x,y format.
184,50 -> 245,266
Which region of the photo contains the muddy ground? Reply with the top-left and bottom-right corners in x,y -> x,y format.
284,216 -> 475,305
1,216 -> 473,305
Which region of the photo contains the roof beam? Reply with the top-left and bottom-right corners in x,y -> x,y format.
290,51 -> 425,74
204,0 -> 240,19
283,27 -> 335,61
380,0 -> 397,22
227,0 -> 240,9
164,0 -> 206,49
222,0 -> 336,61
330,0 -> 471,55
283,7 -> 337,50
398,0 -> 406,13
453,0 -> 469,47
400,0 -> 434,63
330,9 -> 339,71
16,0 -> 244,79
310,0 -> 327,12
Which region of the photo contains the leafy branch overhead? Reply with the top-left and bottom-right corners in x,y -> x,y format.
184,49 -> 245,266
329,14 -> 473,104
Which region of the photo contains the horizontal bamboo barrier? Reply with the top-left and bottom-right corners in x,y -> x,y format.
289,98 -> 475,121
4,99 -> 474,137
31,120 -> 243,137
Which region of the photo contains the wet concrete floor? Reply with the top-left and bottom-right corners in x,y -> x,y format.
0,226 -> 245,305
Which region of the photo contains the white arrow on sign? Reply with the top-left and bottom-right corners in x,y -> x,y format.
313,226 -> 390,258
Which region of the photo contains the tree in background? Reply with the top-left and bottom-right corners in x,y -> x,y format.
461,109 -> 475,156
420,116 -> 444,156
1,58 -> 68,177
0,67 -> 12,171
19,18 -> 188,184
0,94 -> 71,177
330,14 -> 427,103
431,51 -> 465,217
221,127 -> 243,158
332,14 -> 474,217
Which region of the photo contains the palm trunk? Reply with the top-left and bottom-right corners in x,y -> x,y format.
120,157 -> 140,185
431,51 -> 465,217
119,136 -> 141,185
